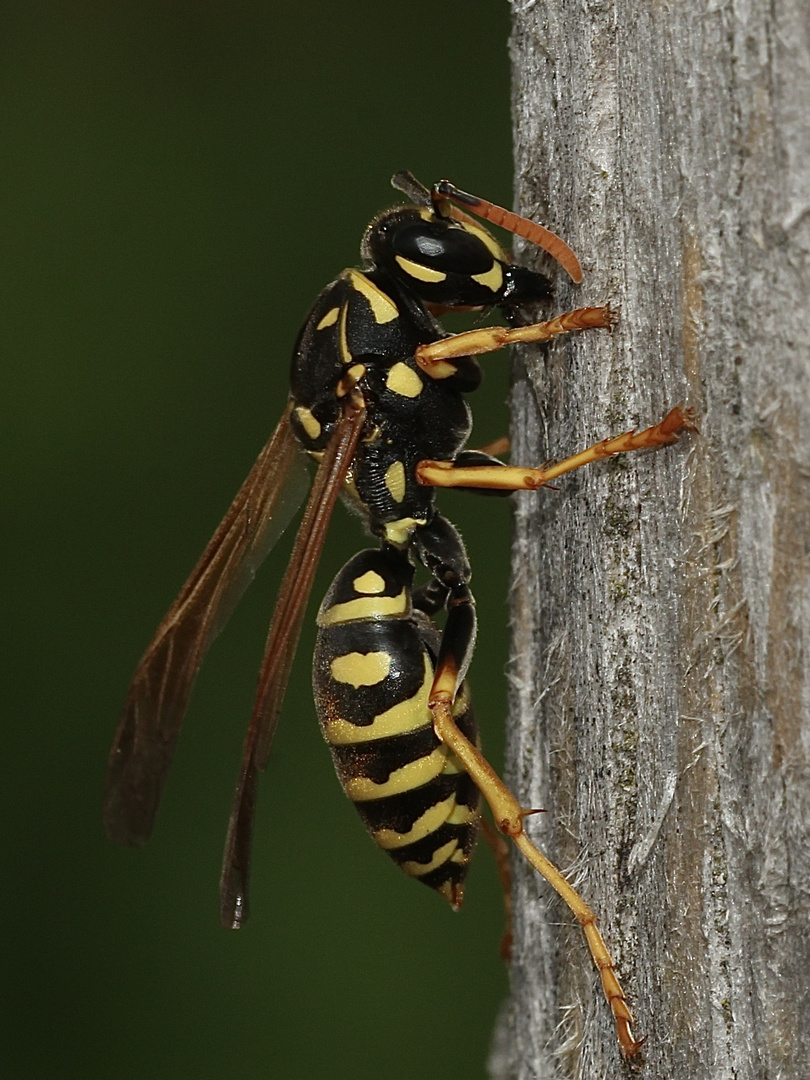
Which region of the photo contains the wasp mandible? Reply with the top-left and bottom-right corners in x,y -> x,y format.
105,171 -> 691,1057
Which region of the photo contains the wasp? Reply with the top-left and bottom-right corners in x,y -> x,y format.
105,171 -> 690,1057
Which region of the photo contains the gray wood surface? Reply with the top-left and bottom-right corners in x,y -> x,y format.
494,2 -> 810,1077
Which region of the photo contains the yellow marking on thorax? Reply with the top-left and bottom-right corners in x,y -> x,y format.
450,847 -> 471,865
346,363 -> 366,384
329,651 -> 391,688
384,460 -> 407,504
385,362 -> 423,398
395,255 -> 447,283
383,516 -> 426,546
316,306 -> 340,330
347,270 -> 399,324
352,570 -> 386,594
294,406 -> 321,441
399,838 -> 459,877
345,744 -> 449,801
472,262 -> 504,292
338,302 -> 351,364
317,588 -> 408,627
373,795 -> 457,850
324,655 -> 432,745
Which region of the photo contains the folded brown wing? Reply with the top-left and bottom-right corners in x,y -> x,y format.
219,395 -> 367,929
104,402 -> 308,847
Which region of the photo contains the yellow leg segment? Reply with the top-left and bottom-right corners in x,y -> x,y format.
417,406 -> 694,490
414,305 -> 616,376
430,690 -> 643,1059
473,436 -> 510,458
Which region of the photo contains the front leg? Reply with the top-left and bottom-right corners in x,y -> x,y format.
414,305 -> 616,379
416,406 -> 694,491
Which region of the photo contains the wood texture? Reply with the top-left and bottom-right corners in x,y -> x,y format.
495,2 -> 810,1077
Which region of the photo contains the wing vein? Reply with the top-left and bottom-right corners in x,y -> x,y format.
219,395 -> 368,929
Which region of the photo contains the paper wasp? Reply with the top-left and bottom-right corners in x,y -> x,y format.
105,170 -> 691,1057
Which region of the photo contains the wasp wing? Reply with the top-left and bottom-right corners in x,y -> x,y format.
219,396 -> 367,929
104,402 -> 309,847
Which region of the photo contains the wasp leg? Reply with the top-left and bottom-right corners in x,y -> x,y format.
413,305 -> 615,377
478,817 -> 513,962
428,678 -> 641,1057
411,578 -> 450,617
472,435 -> 509,457
416,533 -> 639,1054
450,450 -> 514,499
417,406 -> 694,491
412,515 -> 638,1053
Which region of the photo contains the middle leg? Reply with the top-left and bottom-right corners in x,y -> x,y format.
416,406 -> 694,491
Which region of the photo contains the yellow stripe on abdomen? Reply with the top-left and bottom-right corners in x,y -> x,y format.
372,795 -> 456,850
323,654 -> 432,745
399,839 -> 459,877
345,744 -> 449,801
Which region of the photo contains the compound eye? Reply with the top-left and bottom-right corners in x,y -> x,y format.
393,221 -> 494,277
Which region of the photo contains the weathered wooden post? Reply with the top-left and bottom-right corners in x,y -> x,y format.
497,4 -> 810,1077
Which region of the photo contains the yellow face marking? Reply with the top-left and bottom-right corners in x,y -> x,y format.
316,306 -> 340,330
329,651 -> 391,689
324,655 -> 432,745
345,745 -> 449,801
384,460 -> 407,504
347,270 -> 399,324
385,362 -> 423,398
317,588 -> 408,627
400,838 -> 459,877
373,795 -> 457,850
383,516 -> 427,546
338,302 -> 351,364
472,262 -> 504,292
352,570 -> 386,594
461,220 -> 508,262
395,255 -> 447,283
294,406 -> 321,441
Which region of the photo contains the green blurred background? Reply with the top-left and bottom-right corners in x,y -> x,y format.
3,4 -> 519,1077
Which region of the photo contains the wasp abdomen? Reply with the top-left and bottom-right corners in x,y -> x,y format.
313,547 -> 480,908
